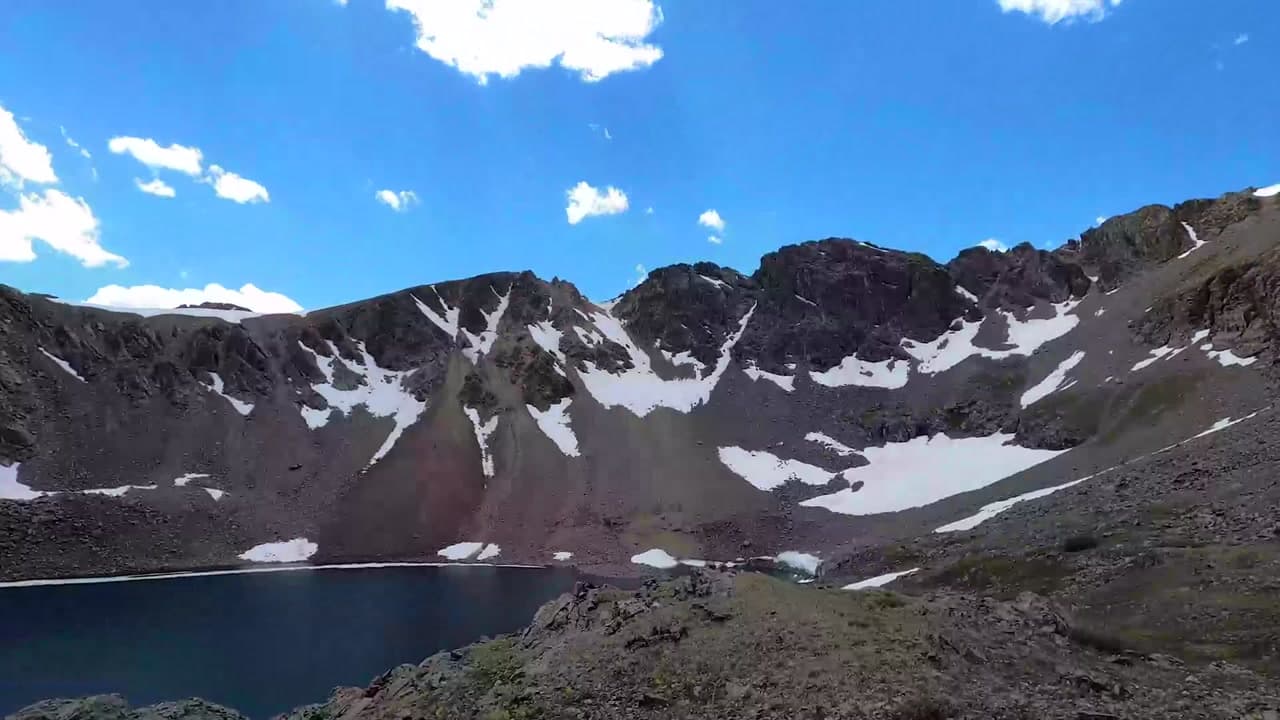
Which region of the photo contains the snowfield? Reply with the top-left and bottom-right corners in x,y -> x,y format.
575,304 -> 757,417
800,433 -> 1065,516
842,568 -> 919,590
1021,351 -> 1085,408
238,538 -> 318,563
527,398 -> 581,457
717,447 -> 838,491
297,340 -> 425,467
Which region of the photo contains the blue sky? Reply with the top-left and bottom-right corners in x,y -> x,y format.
0,0 -> 1275,311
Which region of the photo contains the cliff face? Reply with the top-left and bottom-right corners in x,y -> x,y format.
1,186 -> 1278,581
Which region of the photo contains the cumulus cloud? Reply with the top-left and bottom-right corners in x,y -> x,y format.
697,209 -> 725,232
566,181 -> 628,224
996,0 -> 1121,24
107,136 -> 203,176
205,165 -> 269,204
0,189 -> 127,268
979,238 -> 1009,252
375,189 -> 419,211
86,282 -> 303,313
135,177 -> 176,198
707,235 -> 723,245
386,0 -> 664,84
0,106 -> 58,188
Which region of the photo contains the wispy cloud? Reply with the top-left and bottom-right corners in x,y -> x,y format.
996,0 -> 1122,25
1234,33 -> 1249,46
135,177 -> 176,198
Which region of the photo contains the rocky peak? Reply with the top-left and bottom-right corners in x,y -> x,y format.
948,243 -> 1091,311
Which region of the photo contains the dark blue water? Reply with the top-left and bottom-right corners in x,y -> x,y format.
0,566 -> 578,718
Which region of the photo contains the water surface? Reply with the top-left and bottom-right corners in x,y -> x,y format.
0,565 -> 578,718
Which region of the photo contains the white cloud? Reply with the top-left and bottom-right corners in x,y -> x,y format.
979,238 -> 1008,252
1234,33 -> 1249,45
375,189 -> 419,211
107,136 -> 203,176
707,235 -> 723,245
205,165 -> 269,204
565,180 -> 628,224
645,206 -> 654,215
0,106 -> 58,187
996,0 -> 1121,24
1095,215 -> 1108,226
385,0 -> 664,84
0,189 -> 127,268
588,123 -> 613,140
135,177 -> 176,198
86,282 -> 302,313
633,263 -> 646,286
697,209 -> 725,232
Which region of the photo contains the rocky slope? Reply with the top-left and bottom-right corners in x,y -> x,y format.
1,185 -> 1278,582
13,572 -> 1280,719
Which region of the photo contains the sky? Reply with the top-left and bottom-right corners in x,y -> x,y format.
0,0 -> 1276,312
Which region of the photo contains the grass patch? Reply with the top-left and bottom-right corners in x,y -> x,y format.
927,554 -> 1070,598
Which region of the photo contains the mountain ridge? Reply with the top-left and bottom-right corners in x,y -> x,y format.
1,183 -> 1277,583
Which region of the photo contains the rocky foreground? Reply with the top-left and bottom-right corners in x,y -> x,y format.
12,571 -> 1280,720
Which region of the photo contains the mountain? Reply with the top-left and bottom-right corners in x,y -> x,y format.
1,184 -> 1278,587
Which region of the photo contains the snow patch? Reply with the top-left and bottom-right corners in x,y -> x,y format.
842,568 -> 919,590
804,432 -> 860,457
172,473 -> 210,487
800,433 -> 1065,516
630,548 -> 679,569
697,274 -> 728,290
1176,222 -> 1207,259
81,485 -> 158,497
552,551 -> 574,561
1095,307 -> 1105,317
463,407 -> 500,477
1254,184 -> 1280,198
1202,344 -> 1257,368
1131,345 -> 1183,372
297,341 -> 426,467
575,304 -> 757,417
460,286 -> 511,363
202,373 -> 254,416
775,551 -> 821,575
1020,351 -> 1085,408
527,398 -> 581,457
742,362 -> 795,392
903,300 -> 1080,374
1194,411 -> 1262,439
934,476 -> 1090,533
38,348 -> 86,383
437,542 -> 485,560
477,543 -> 501,560
412,286 -> 460,339
0,463 -> 44,500
955,286 -> 979,303
239,538 -> 318,563
204,488 -> 226,501
794,293 -> 818,307
717,447 -> 837,491
810,354 -> 909,389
